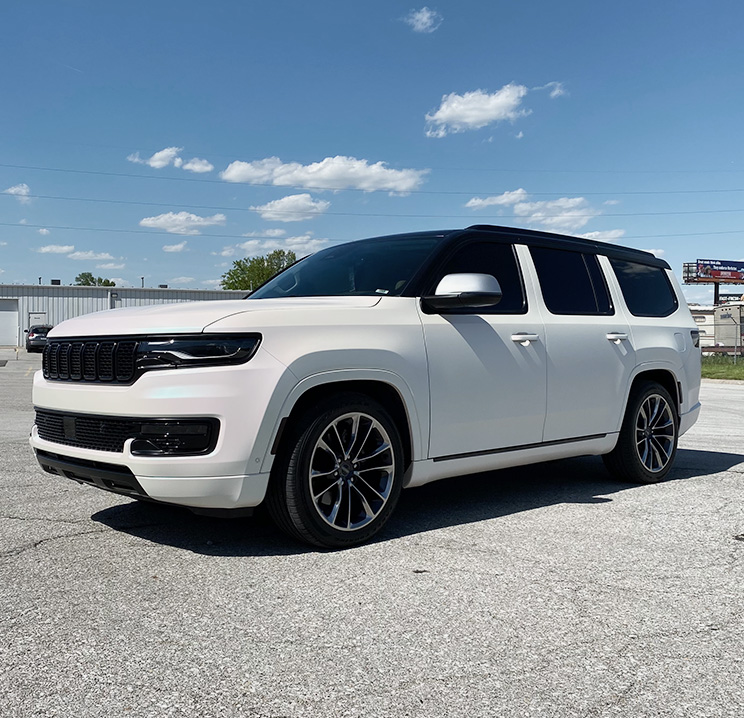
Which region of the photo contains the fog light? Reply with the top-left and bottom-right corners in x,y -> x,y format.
130,420 -> 218,456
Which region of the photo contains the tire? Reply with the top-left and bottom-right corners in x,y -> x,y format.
266,392 -> 405,548
603,380 -> 678,484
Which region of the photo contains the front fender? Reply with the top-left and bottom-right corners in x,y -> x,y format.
255,368 -> 426,475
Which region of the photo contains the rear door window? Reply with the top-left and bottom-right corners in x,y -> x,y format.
609,259 -> 678,317
529,247 -> 612,315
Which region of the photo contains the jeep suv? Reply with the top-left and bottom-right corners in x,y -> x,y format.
30,225 -> 701,547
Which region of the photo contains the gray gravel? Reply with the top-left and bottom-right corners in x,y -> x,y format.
1,348 -> 743,717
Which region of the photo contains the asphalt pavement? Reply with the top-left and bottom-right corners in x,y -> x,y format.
1,347 -> 743,717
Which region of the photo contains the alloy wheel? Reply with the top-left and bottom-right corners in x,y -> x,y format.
634,394 -> 676,473
308,412 -> 395,532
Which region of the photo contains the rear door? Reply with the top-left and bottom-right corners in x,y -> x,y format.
526,246 -> 636,442
419,239 -> 547,459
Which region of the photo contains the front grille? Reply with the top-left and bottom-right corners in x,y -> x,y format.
43,339 -> 139,384
35,410 -> 142,452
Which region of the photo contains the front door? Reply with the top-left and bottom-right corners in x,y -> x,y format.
420,241 -> 547,459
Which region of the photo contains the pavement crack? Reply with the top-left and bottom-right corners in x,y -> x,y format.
0,514 -> 89,525
1,527 -> 108,558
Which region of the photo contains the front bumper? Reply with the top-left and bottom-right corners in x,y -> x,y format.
32,444 -> 270,509
29,349 -> 290,509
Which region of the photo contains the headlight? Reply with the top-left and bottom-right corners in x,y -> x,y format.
136,334 -> 261,371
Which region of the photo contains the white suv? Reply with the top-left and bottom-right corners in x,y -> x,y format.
30,225 -> 701,547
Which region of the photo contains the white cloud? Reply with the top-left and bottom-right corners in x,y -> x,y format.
251,194 -> 330,222
169,276 -> 196,286
603,199 -> 620,206
108,277 -> 131,287
211,246 -> 236,257
242,228 -> 286,238
68,251 -> 115,261
127,146 -> 183,169
641,248 -> 666,258
163,240 -> 187,252
97,262 -> 125,269
534,81 -> 566,98
466,188 -> 602,232
127,147 -> 215,174
425,84 -> 530,137
0,268 -> 4,274
238,233 -> 330,257
403,7 -> 443,33
139,211 -> 226,235
221,155 -> 427,194
19,219 -> 27,225
466,189 -> 529,209
36,244 -> 74,254
0,241 -> 6,246
4,183 -> 31,204
201,279 -> 223,288
37,228 -> 50,236
182,157 -> 214,173
577,229 -> 626,242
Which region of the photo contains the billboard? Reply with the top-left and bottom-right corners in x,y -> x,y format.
696,259 -> 744,283
719,293 -> 744,304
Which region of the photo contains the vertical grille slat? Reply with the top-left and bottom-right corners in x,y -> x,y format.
48,343 -> 60,379
98,343 -> 115,381
115,341 -> 137,382
70,343 -> 83,380
83,343 -> 98,380
43,339 -> 139,385
58,343 -> 71,379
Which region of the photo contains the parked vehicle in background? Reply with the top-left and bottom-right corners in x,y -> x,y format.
25,325 -> 53,352
30,225 -> 701,548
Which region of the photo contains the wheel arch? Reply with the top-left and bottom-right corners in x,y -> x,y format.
262,371 -> 421,476
626,367 -> 681,418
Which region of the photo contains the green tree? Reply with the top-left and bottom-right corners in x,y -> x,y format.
74,272 -> 116,287
220,249 -> 297,291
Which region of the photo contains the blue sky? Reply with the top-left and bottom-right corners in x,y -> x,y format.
1,0 -> 743,301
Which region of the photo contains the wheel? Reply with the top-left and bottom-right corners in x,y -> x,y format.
266,392 -> 404,548
603,381 -> 678,483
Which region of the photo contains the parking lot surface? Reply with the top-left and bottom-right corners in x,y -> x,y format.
1,348 -> 743,718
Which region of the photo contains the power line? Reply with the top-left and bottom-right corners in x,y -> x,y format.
7,192 -> 744,219
6,141 -> 744,175
1,221 -> 741,242
5,162 -> 744,197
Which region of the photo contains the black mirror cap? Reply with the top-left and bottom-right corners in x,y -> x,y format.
421,291 -> 502,314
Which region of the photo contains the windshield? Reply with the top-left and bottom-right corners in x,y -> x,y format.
250,236 -> 443,299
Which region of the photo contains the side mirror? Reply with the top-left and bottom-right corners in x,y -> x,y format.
421,273 -> 503,313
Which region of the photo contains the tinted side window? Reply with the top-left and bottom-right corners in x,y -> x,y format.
530,247 -> 613,315
434,242 -> 526,314
609,259 -> 678,317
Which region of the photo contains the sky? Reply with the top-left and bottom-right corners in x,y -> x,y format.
1,0 -> 743,302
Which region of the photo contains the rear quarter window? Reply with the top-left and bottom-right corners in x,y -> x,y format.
609,258 -> 678,317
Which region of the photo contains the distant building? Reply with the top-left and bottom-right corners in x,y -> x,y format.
0,284 -> 246,346
688,305 -> 716,351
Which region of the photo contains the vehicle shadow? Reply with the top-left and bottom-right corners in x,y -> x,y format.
91,448 -> 744,556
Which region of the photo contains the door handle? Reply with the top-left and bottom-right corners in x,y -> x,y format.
606,332 -> 628,343
511,333 -> 539,344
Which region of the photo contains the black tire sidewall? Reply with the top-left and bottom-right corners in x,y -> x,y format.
281,394 -> 405,547
616,381 -> 678,483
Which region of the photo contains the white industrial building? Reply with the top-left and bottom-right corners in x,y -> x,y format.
0,284 -> 246,346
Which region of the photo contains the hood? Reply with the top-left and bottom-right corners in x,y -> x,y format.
49,296 -> 382,338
